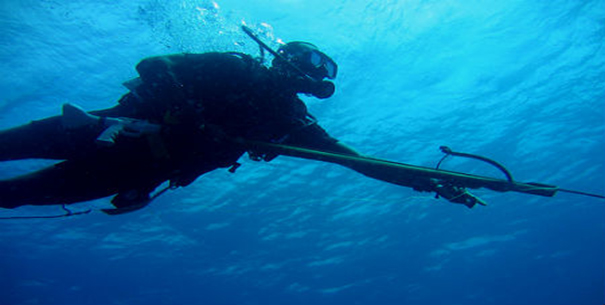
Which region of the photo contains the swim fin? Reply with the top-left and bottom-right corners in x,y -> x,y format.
101,202 -> 150,215
101,190 -> 152,215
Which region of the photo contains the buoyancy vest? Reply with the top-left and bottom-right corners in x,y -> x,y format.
124,52 -> 311,141
118,52 -> 316,186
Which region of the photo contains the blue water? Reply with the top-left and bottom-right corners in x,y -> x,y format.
1,1 -> 604,304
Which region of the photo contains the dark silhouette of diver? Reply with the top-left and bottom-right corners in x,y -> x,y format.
0,32 -> 482,214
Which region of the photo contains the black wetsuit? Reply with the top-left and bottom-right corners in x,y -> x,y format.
0,52 -> 337,208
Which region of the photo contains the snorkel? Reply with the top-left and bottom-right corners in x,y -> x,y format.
241,25 -> 336,99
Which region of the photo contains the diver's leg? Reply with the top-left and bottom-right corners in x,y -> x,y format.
0,116 -> 102,161
0,160 -> 123,208
0,144 -> 171,209
0,99 -> 137,162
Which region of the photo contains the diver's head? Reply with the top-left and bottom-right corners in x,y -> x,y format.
273,41 -> 338,81
271,41 -> 338,99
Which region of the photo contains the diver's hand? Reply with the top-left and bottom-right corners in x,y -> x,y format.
116,118 -> 161,137
430,179 -> 487,208
62,103 -> 161,146
96,117 -> 161,146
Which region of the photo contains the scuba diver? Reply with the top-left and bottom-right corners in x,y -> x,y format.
0,27 -> 484,214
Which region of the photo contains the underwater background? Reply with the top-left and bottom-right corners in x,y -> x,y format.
1,0 -> 604,304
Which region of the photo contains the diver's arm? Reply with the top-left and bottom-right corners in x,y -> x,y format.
276,139 -> 434,192
263,121 -> 431,190
331,142 -> 433,191
270,139 -> 484,207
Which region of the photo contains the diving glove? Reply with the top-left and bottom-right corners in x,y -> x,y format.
430,179 -> 487,208
62,103 -> 161,146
